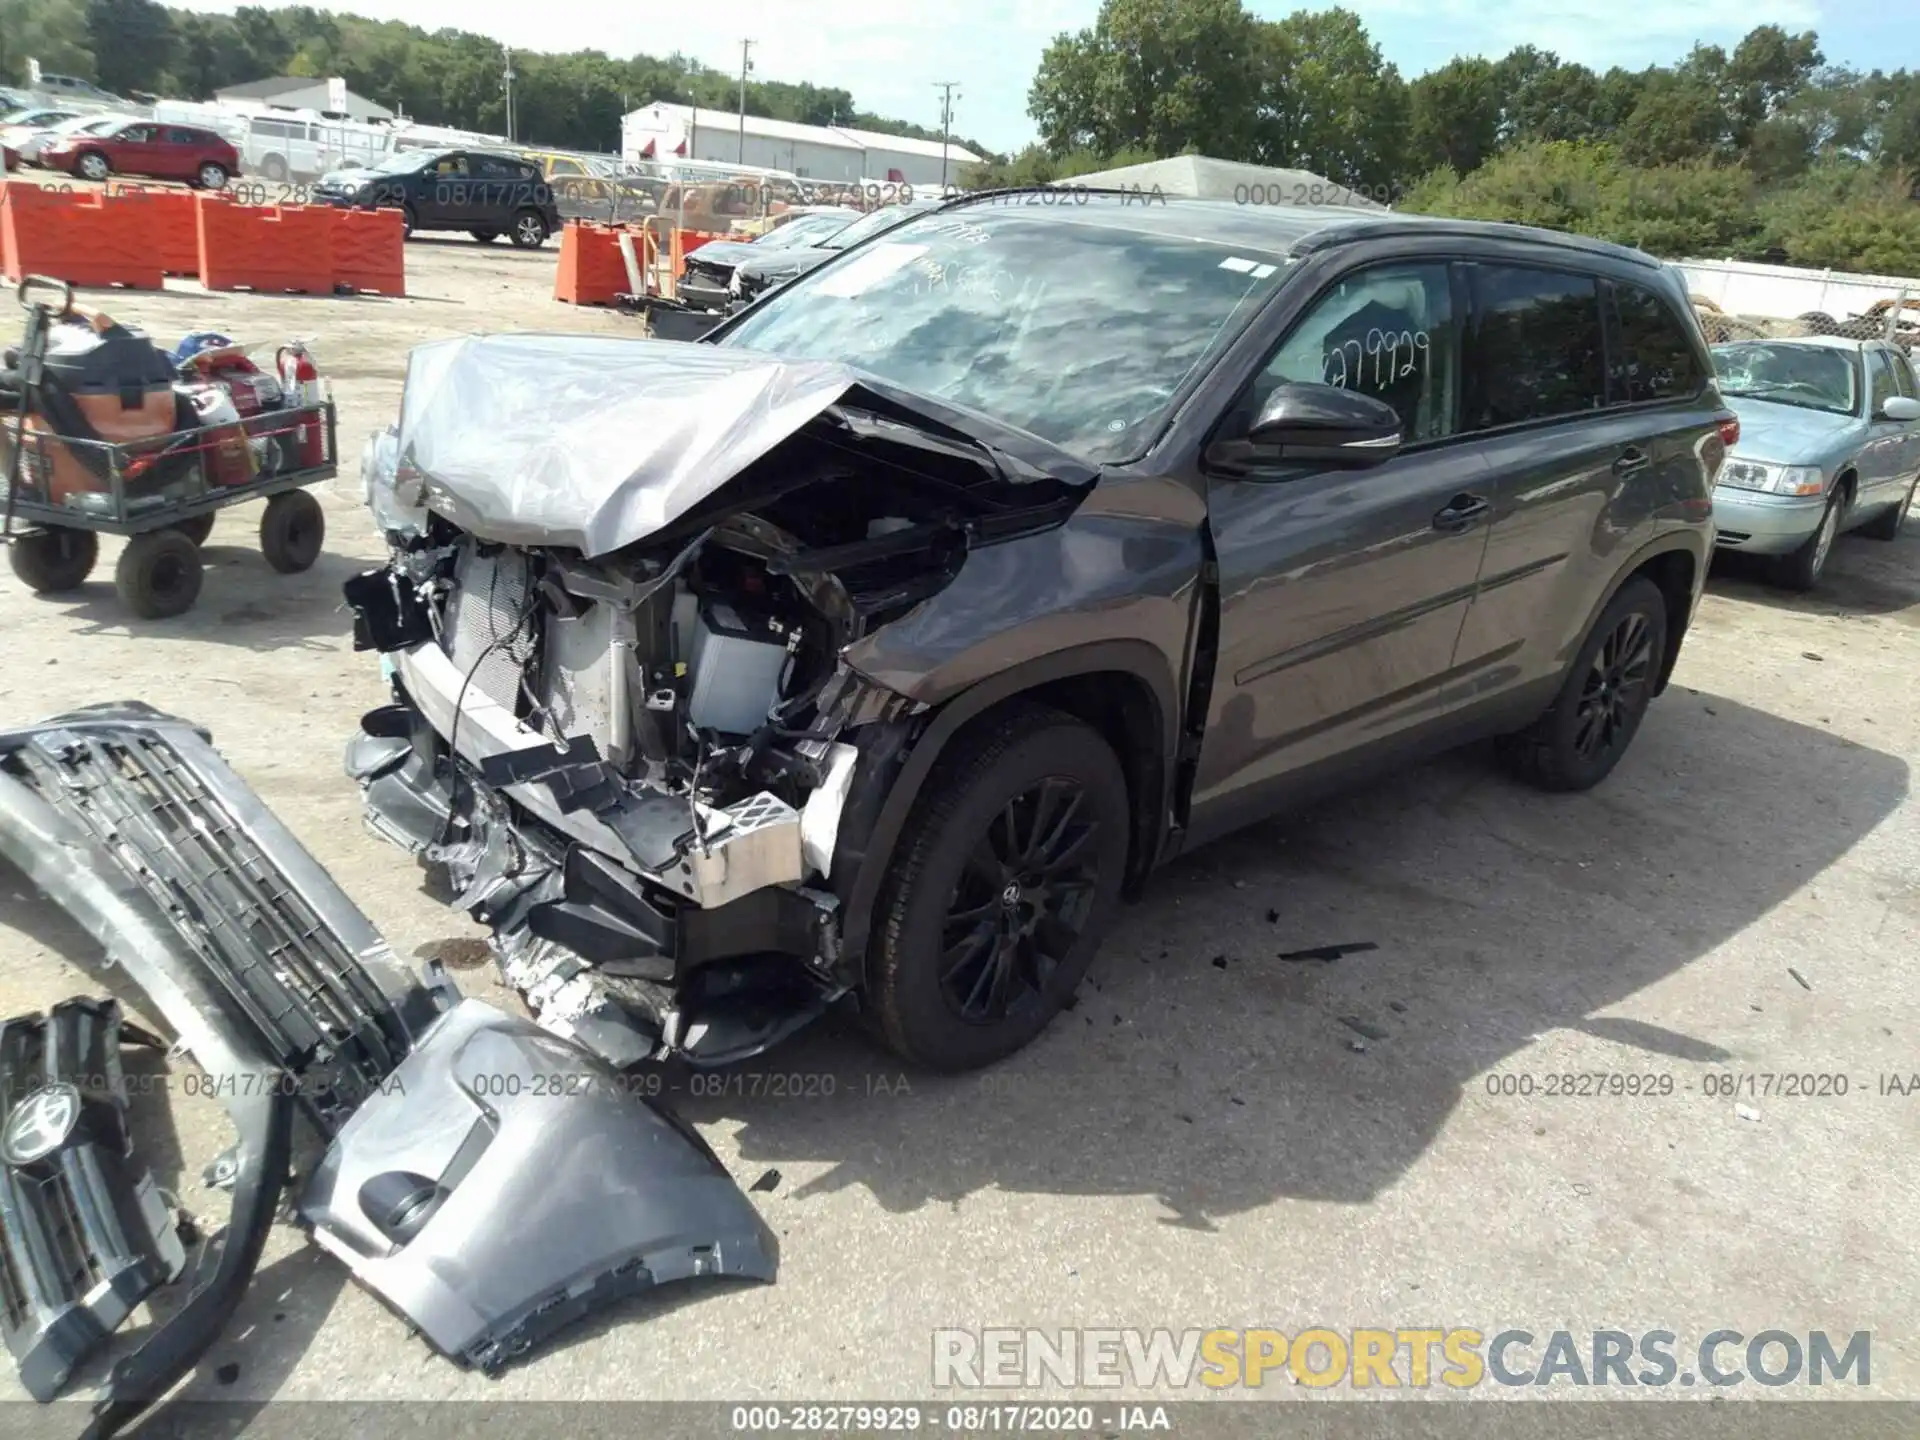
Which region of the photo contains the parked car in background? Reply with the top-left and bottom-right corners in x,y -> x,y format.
0,108 -> 81,147
310,147 -> 561,247
676,207 -> 859,309
41,117 -> 240,188
1,144 -> 15,173
347,198 -> 1721,1076
729,197 -> 945,305
13,112 -> 121,166
1710,336 -> 1920,588
30,73 -> 132,108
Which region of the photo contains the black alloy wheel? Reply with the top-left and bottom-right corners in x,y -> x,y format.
939,777 -> 1101,1025
1571,609 -> 1655,763
871,705 -> 1129,1071
1500,574 -> 1668,793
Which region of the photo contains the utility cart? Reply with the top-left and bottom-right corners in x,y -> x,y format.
1,275 -> 338,619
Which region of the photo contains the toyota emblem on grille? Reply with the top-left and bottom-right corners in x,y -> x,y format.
2,1082 -> 82,1166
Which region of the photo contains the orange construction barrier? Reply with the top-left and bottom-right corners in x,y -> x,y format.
196,197 -> 333,294
553,221 -> 629,306
0,182 -> 161,289
331,206 -> 406,296
131,188 -> 207,276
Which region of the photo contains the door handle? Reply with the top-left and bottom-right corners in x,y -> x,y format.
1432,493 -> 1491,532
1612,447 -> 1652,477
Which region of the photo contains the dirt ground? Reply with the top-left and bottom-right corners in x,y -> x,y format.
2,238 -> 1918,1423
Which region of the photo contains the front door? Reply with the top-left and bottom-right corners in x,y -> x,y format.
1189,260 -> 1492,840
424,153 -> 477,227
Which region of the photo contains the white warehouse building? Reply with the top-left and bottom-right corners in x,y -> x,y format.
622,101 -> 982,187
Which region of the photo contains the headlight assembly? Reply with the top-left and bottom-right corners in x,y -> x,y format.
1716,458 -> 1826,496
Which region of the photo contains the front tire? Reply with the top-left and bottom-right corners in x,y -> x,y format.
1775,487 -> 1845,590
400,203 -> 417,239
115,529 -> 203,618
1499,575 -> 1668,793
1858,478 -> 1916,541
871,706 -> 1129,1071
75,151 -> 110,183
9,528 -> 98,592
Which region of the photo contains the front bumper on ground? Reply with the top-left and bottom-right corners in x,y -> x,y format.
1710,487 -> 1830,555
0,704 -> 777,1431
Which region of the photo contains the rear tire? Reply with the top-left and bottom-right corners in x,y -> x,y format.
9,528 -> 98,592
1858,478 -> 1915,541
1499,575 -> 1668,793
509,208 -> 548,248
870,705 -> 1129,1071
115,529 -> 203,618
1775,487 -> 1846,590
196,162 -> 229,190
259,490 -> 324,573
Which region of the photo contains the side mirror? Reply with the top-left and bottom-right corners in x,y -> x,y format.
1878,395 -> 1920,421
1244,382 -> 1405,466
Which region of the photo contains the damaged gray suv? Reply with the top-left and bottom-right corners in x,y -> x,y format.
346,192 -> 1725,1074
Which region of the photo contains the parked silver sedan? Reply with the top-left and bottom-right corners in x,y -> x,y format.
1710,336 -> 1920,589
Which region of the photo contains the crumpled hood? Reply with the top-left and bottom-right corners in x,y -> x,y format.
394,334 -> 870,557
1724,397 -> 1862,465
681,241 -> 764,272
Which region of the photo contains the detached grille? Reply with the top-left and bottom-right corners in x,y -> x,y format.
5,731 -> 408,1125
0,998 -> 186,1401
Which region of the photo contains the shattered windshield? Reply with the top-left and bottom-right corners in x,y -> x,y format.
717,206 -> 1291,462
1712,342 -> 1860,416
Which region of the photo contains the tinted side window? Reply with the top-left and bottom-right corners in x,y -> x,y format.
1463,264 -> 1606,430
1608,282 -> 1702,403
165,128 -> 199,145
1869,350 -> 1900,414
1251,262 -> 1460,443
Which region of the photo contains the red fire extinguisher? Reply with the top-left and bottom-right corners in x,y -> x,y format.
276,343 -> 325,470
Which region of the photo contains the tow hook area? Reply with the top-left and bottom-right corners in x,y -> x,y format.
0,704 -> 778,1434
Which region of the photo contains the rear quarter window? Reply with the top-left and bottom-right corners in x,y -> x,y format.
1607,281 -> 1705,403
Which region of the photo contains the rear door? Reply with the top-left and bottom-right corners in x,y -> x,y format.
1190,259 -> 1493,832
1449,262 -> 1709,705
162,127 -> 207,181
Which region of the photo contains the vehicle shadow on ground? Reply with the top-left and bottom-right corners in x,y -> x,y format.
24,547 -> 359,652
677,691 -> 1907,1223
1708,529 -> 1920,621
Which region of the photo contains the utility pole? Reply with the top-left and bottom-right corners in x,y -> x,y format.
502,47 -> 517,142
737,39 -> 755,164
933,81 -> 960,190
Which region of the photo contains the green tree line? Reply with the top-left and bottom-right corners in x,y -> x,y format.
972,0 -> 1920,275
0,0 -> 993,158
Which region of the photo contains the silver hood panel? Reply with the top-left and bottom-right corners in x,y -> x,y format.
394,333 -> 863,558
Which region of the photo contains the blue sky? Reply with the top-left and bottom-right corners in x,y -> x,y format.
177,1 -> 1920,155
